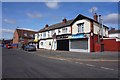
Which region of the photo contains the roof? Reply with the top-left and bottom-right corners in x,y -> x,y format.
16,29 -> 36,39
108,29 -> 120,34
38,14 -> 109,33
38,19 -> 74,32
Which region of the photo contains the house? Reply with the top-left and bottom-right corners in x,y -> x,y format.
34,13 -> 109,52
108,28 -> 120,38
13,28 -> 36,48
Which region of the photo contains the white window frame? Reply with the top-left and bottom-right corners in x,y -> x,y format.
77,23 -> 84,33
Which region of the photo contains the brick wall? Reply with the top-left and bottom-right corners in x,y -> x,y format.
103,39 -> 120,51
13,30 -> 19,44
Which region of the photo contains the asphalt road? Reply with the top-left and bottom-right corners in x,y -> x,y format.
2,48 -> 119,78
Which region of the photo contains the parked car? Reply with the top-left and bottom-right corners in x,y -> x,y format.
24,45 -> 36,51
7,44 -> 12,49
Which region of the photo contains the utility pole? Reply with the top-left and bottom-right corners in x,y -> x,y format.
50,33 -> 56,54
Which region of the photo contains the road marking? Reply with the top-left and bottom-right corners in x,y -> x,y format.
75,62 -> 79,63
79,63 -> 83,64
101,67 -> 114,71
86,64 -> 95,67
59,59 -> 66,60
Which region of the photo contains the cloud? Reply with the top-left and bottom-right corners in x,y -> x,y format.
1,28 -> 14,33
89,7 -> 98,13
3,18 -> 16,24
26,12 -> 42,19
103,13 -> 119,24
45,0 -> 59,9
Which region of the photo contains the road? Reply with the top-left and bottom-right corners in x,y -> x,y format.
2,48 -> 119,78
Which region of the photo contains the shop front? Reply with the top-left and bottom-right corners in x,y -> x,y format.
69,34 -> 90,52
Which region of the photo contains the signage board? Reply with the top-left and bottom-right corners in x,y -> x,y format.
71,34 -> 85,39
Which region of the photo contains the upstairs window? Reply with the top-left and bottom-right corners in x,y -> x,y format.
77,23 -> 84,33
43,32 -> 46,38
30,34 -> 34,38
62,27 -> 67,33
48,31 -> 50,37
51,30 -> 55,36
24,33 -> 27,36
58,29 -> 61,34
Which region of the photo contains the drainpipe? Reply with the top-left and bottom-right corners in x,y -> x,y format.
101,18 -> 104,39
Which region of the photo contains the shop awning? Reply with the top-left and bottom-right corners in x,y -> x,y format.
34,39 -> 38,42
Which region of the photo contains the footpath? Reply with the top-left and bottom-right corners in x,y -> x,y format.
36,49 -> 119,61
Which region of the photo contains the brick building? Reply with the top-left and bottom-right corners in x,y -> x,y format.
13,28 -> 36,45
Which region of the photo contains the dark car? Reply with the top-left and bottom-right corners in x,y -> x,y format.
24,45 -> 36,51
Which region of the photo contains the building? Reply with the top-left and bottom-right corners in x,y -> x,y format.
34,13 -> 109,52
108,28 -> 120,38
13,28 -> 36,48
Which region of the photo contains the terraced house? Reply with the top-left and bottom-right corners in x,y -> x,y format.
34,13 -> 109,52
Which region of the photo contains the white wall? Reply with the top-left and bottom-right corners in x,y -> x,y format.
45,39 -> 57,50
39,40 -> 46,48
35,33 -> 38,40
109,33 -> 120,38
93,22 -> 109,37
39,39 -> 57,50
72,19 -> 90,34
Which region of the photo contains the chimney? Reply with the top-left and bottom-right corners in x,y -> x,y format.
45,24 -> 49,28
62,18 -> 67,23
94,13 -> 98,22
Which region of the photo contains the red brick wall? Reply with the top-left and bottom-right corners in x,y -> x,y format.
103,39 -> 120,51
13,30 -> 19,44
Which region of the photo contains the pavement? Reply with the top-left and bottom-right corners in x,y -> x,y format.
36,49 -> 119,60
2,48 -> 119,78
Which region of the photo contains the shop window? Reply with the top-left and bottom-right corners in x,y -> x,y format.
49,42 -> 51,46
77,23 -> 84,33
41,42 -> 43,46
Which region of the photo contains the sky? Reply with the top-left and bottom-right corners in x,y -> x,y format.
1,1 -> 119,40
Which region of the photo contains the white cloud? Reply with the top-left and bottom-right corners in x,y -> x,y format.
103,13 -> 119,24
3,18 -> 16,24
2,28 -> 14,33
89,7 -> 98,13
26,12 -> 42,19
45,0 -> 59,9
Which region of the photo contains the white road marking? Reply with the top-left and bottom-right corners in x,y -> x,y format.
86,64 -> 95,67
101,67 -> 114,71
59,59 -> 66,61
79,63 -> 83,64
75,62 -> 79,63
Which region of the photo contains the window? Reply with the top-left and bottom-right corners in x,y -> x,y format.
43,32 -> 46,38
48,31 -> 50,37
49,42 -> 51,46
24,33 -> 27,36
51,30 -> 55,36
30,34 -> 34,38
58,29 -> 61,33
62,27 -> 67,33
41,42 -> 43,46
77,23 -> 84,33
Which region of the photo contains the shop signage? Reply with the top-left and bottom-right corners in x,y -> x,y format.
56,35 -> 69,39
71,34 -> 85,39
